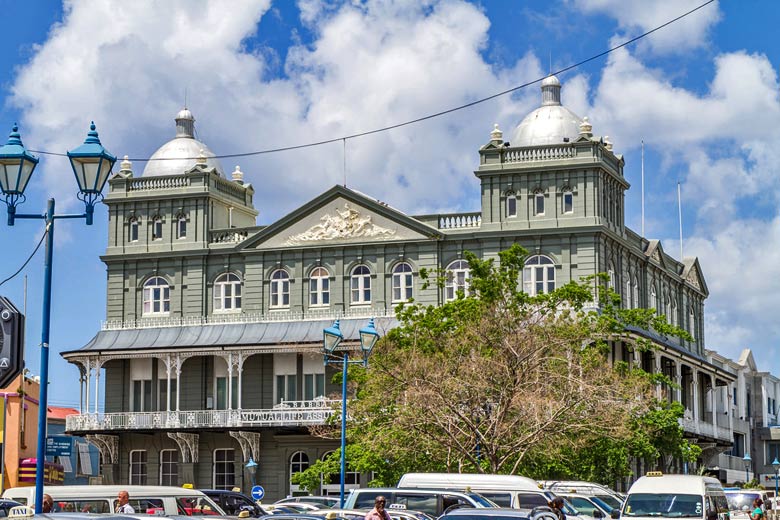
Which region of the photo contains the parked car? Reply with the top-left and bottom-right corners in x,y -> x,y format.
724,490 -> 770,520
619,473 -> 728,520
0,499 -> 22,517
343,488 -> 496,517
201,489 -> 268,517
438,507 -> 558,520
540,482 -> 623,511
555,494 -> 613,518
275,498 -> 339,509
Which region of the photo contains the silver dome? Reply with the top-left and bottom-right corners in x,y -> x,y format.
511,75 -> 584,147
142,108 -> 224,177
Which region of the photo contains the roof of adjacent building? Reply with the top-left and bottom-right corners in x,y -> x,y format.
48,405 -> 79,420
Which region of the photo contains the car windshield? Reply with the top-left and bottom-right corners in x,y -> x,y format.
466,494 -> 500,508
624,493 -> 703,518
595,496 -> 623,510
725,493 -> 761,512
591,496 -> 617,512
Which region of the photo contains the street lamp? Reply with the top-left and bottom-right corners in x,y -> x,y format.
772,457 -> 779,511
0,123 -> 115,512
245,458 -> 258,487
322,318 -> 380,509
743,453 -> 752,485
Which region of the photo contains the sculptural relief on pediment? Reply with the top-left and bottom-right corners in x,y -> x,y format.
285,203 -> 396,245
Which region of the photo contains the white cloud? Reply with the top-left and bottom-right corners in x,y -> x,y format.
570,0 -> 722,55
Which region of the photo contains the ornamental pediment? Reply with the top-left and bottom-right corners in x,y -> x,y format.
249,195 -> 432,250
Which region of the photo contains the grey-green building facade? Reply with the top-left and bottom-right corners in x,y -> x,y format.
63,77 -> 736,497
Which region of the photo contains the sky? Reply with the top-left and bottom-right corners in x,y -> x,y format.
0,0 -> 779,410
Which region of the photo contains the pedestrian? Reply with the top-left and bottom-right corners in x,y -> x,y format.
42,494 -> 54,513
365,496 -> 392,520
751,498 -> 764,520
116,490 -> 135,514
549,497 -> 566,520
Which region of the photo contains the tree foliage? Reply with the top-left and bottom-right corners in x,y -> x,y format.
296,245 -> 700,489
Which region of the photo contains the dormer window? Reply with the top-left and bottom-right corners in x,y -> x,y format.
506,193 -> 517,218
534,192 -> 545,216
152,216 -> 163,241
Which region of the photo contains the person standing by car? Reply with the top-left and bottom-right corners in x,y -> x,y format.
751,498 -> 764,520
365,496 -> 392,520
549,497 -> 566,520
42,494 -> 54,513
116,490 -> 135,514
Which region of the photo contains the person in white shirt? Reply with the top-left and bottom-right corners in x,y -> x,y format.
116,490 -> 135,514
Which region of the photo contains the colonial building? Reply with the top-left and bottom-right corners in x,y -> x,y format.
63,76 -> 735,498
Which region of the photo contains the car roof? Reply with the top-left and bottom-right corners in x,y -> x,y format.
440,508 -> 534,517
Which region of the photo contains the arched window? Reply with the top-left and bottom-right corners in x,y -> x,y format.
129,450 -> 147,485
534,192 -> 545,216
392,263 -> 414,302
143,277 -> 170,315
289,451 -> 310,495
562,189 -> 574,214
214,273 -> 242,312
445,260 -> 470,302
129,217 -> 139,242
350,265 -> 372,305
506,193 -> 517,218
625,278 -> 632,308
607,263 -> 616,289
270,269 -> 290,309
320,450 -> 359,493
213,448 -> 235,490
689,306 -> 696,339
523,255 -> 555,296
152,216 -> 163,240
309,267 -> 330,307
633,277 -> 640,308
651,285 -> 658,313
159,449 -> 179,486
177,214 -> 187,239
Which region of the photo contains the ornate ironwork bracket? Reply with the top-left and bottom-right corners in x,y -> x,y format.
85,434 -> 119,464
229,431 -> 261,462
168,432 -> 199,463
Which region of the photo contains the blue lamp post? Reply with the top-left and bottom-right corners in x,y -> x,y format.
322,318 -> 380,509
245,458 -> 258,487
743,453 -> 752,484
0,123 -> 115,512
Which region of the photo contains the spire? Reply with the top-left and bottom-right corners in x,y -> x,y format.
541,75 -> 561,106
175,108 -> 195,138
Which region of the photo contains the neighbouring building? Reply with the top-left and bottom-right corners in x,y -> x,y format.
63,76 -> 740,497
47,406 -> 100,485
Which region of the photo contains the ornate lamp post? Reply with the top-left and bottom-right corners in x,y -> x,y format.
743,453 -> 752,485
322,318 -> 380,508
0,123 -> 115,512
245,458 -> 258,487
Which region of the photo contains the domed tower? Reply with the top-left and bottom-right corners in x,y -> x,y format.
475,75 -> 627,236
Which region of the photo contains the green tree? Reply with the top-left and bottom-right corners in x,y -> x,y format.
296,245 -> 696,489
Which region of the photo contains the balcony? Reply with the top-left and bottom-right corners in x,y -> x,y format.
65,399 -> 339,433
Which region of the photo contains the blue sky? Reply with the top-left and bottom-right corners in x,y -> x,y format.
1,0 -> 779,410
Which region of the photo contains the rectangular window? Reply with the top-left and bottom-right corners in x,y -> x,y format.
304,373 -> 325,400
213,449 -> 235,490
563,191 -> 573,213
178,217 -> 187,239
535,193 -> 545,215
216,377 -> 239,410
153,219 -> 163,240
129,450 -> 147,485
506,195 -> 517,218
132,380 -> 153,412
276,374 -> 297,404
160,449 -> 178,486
767,442 -> 780,464
129,220 -> 139,242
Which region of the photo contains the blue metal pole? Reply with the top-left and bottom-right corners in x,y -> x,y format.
775,470 -> 778,510
339,352 -> 348,509
34,198 -> 55,513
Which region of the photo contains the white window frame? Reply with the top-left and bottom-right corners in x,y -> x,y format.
152,216 -> 163,241
159,449 -> 178,486
392,262 -> 414,303
143,276 -> 170,316
129,217 -> 139,242
633,278 -> 640,309
625,278 -> 632,308
534,192 -> 545,216
289,451 -> 310,495
131,378 -> 152,412
129,449 -> 147,485
309,267 -> 330,307
523,255 -> 556,296
506,193 -> 517,218
270,269 -> 290,309
651,285 -> 659,314
177,215 -> 187,239
213,449 -> 235,490
607,264 -> 615,290
445,260 -> 470,302
563,190 -> 574,214
214,273 -> 242,313
350,265 -> 372,305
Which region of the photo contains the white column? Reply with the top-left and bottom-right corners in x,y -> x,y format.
228,353 -> 233,411
94,362 -> 101,414
166,354 -> 172,413
85,358 -> 91,414
710,375 -> 717,431
237,353 -> 244,412
655,354 -> 663,400
692,368 -> 700,427
176,353 -> 182,412
674,363 -> 682,403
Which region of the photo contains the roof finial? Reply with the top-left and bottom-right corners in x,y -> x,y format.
232,165 -> 244,184
579,116 -> 593,137
197,148 -> 208,167
604,136 -> 613,151
490,123 -> 503,143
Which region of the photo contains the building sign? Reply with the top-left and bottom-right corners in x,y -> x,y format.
18,458 -> 64,485
46,436 -> 73,457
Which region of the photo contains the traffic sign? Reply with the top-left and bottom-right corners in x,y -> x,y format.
251,485 -> 264,501
46,435 -> 73,457
0,296 -> 24,389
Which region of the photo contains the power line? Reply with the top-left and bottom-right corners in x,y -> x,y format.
30,0 -> 715,163
0,223 -> 49,288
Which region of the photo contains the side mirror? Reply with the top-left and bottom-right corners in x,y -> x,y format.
610,509 -> 621,519
593,510 -> 604,519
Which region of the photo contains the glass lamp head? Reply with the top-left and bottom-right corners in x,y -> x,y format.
323,319 -> 344,353
0,124 -> 38,197
359,318 -> 380,353
67,121 -> 116,196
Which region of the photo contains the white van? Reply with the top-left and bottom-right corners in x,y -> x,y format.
1,485 -> 225,516
397,473 -> 559,511
620,473 -> 729,520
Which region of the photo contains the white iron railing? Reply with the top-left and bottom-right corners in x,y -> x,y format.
438,212 -> 482,229
65,399 -> 339,432
503,145 -> 576,163
129,177 -> 191,191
